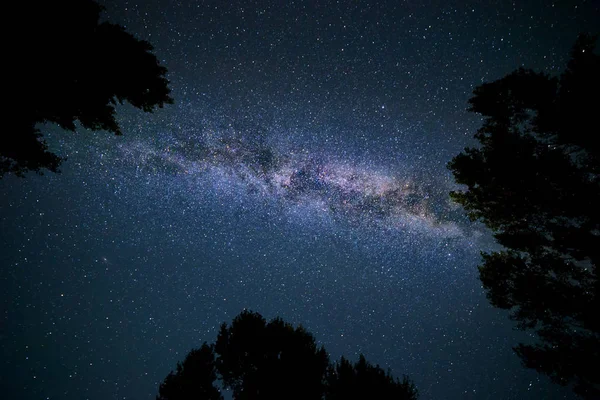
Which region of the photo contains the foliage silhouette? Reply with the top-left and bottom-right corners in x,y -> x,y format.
3,0 -> 173,177
215,311 -> 330,400
157,310 -> 418,400
326,355 -> 418,400
156,343 -> 223,400
448,34 -> 599,398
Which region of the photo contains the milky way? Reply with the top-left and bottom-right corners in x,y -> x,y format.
114,126 -> 472,242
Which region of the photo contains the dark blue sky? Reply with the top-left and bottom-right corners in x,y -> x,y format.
1,1 -> 598,399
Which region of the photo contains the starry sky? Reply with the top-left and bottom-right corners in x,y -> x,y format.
1,1 -> 598,399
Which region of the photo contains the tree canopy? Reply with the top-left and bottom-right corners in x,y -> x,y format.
3,0 -> 173,177
156,310 -> 418,400
448,34 -> 599,398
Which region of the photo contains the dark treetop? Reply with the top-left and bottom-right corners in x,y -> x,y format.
3,0 -> 173,177
448,34 -> 599,399
157,311 -> 418,400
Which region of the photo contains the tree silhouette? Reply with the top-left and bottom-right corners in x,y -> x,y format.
3,0 -> 173,177
157,310 -> 418,400
215,311 -> 330,400
157,343 -> 223,400
448,34 -> 599,398
326,355 -> 418,400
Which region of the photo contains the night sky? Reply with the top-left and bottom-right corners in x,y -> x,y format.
1,1 -> 599,399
